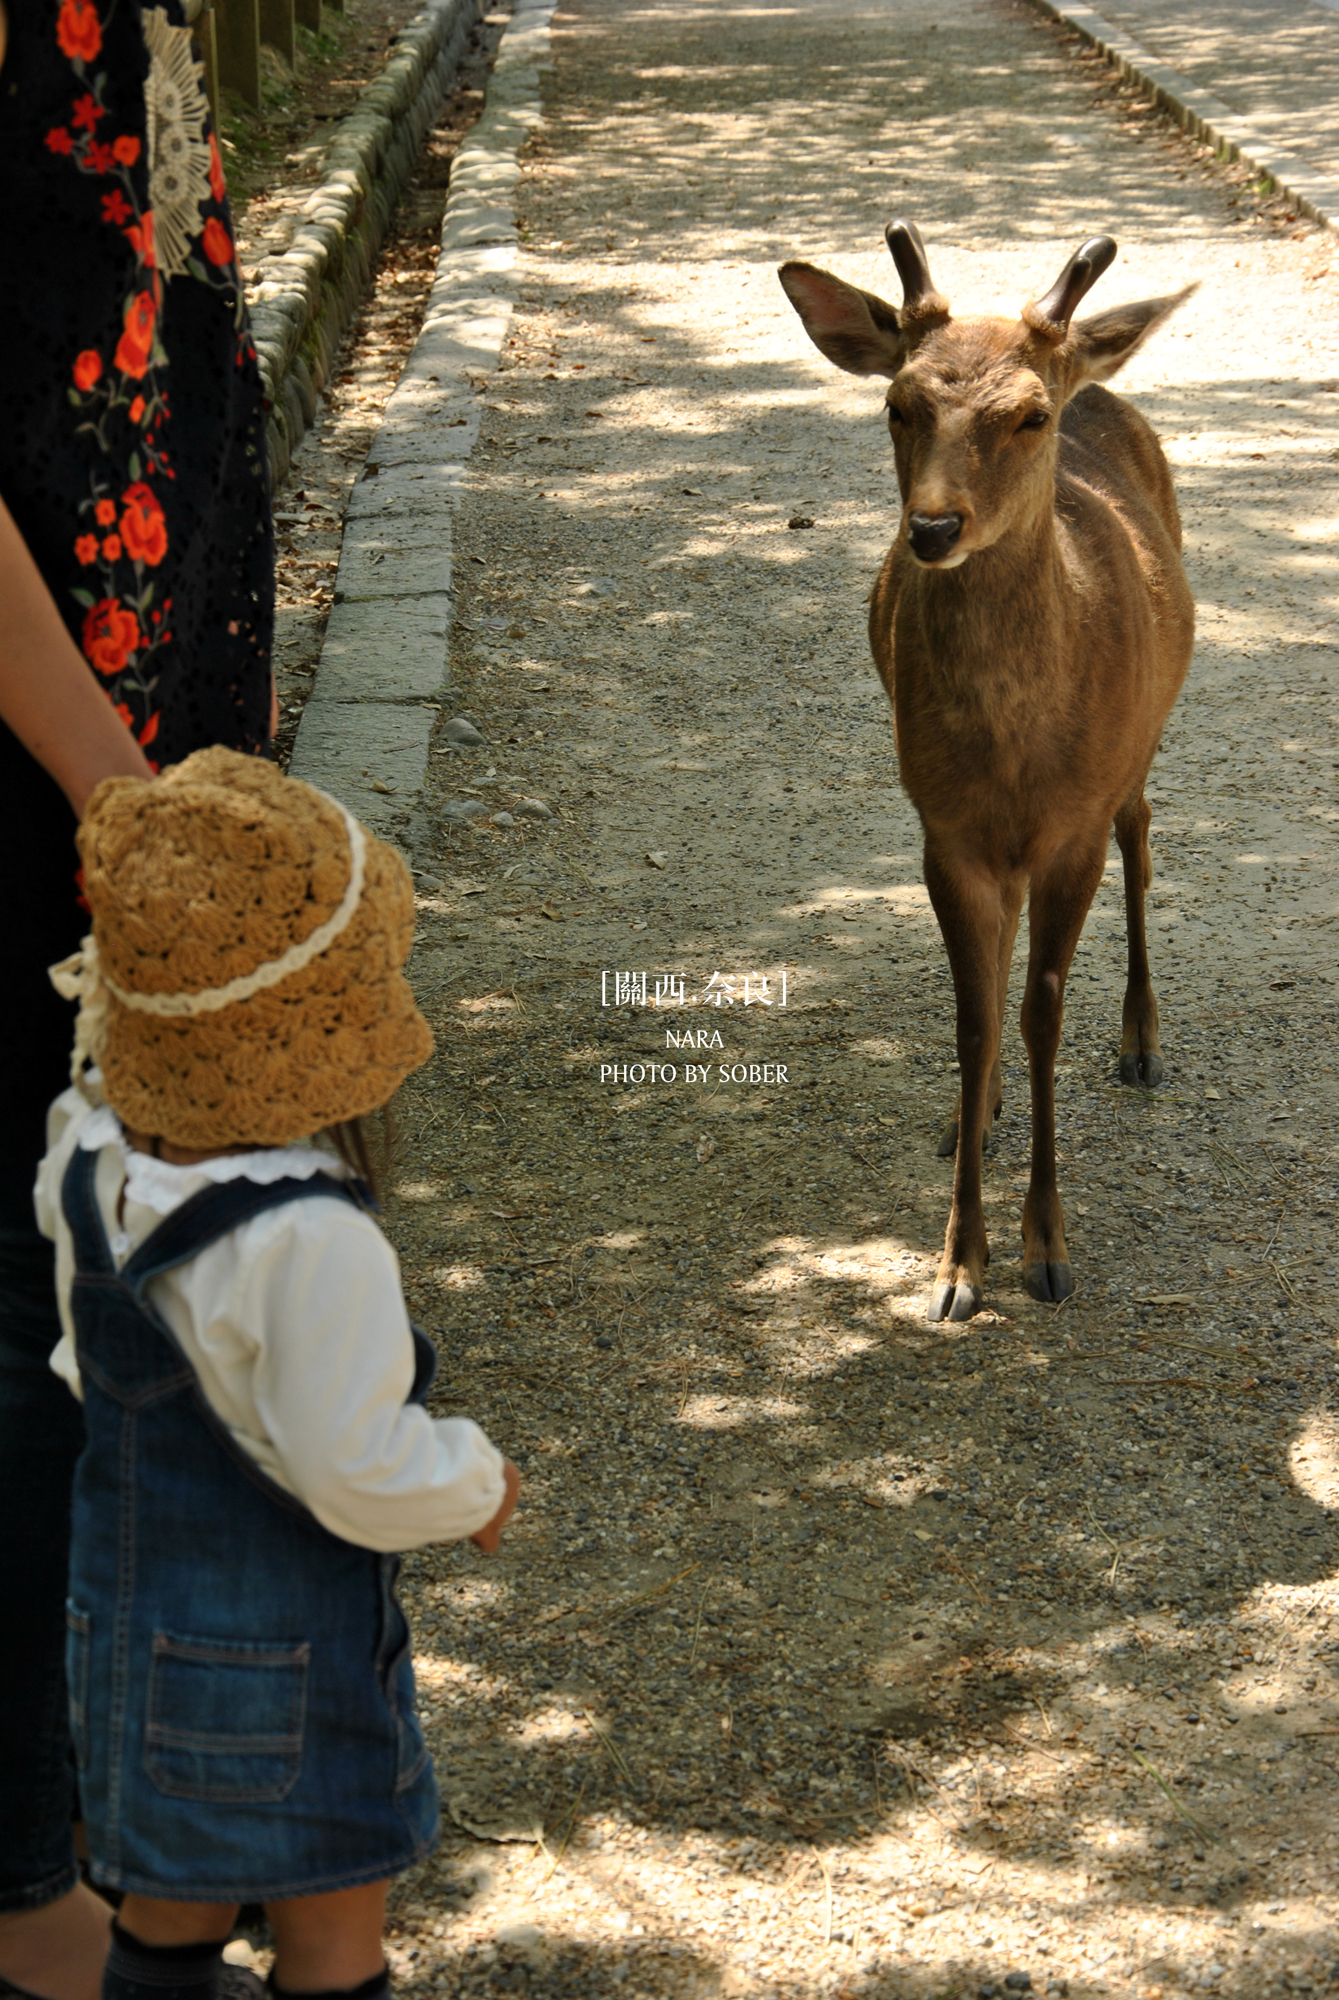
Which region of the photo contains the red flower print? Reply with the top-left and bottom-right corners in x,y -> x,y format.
82,598 -> 141,677
113,292 -> 156,379
85,141 -> 116,175
139,712 -> 161,749
56,0 -> 102,63
129,396 -> 145,424
94,498 -> 117,526
45,128 -> 76,157
101,189 -> 132,227
74,534 -> 99,566
101,535 -> 122,561
119,482 -> 168,566
71,93 -> 103,132
112,135 -> 141,167
201,217 -> 233,268
114,702 -> 134,730
73,350 -> 102,391
124,211 -> 156,269
208,131 -> 226,203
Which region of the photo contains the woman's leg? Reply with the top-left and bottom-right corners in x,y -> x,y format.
0,1218 -> 108,2000
266,1882 -> 389,1993
0,1887 -> 113,2000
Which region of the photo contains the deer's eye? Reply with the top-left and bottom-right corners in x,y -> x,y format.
886,404 -> 904,426
1016,410 -> 1049,432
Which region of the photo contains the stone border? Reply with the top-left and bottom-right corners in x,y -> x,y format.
289,0 -> 555,833
1028,0 -> 1339,232
247,0 -> 484,490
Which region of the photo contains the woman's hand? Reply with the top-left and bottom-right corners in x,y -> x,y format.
471,1459 -> 521,1554
0,495 -> 153,816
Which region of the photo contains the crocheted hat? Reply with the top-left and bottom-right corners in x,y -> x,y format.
57,747 -> 433,1149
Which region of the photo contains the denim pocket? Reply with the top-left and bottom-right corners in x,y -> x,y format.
65,1603 -> 92,1772
144,1629 -> 309,1803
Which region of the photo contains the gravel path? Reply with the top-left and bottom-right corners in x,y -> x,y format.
273,1 -> 1339,1994
1082,0 -> 1339,184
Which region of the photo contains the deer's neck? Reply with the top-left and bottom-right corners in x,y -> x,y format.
910,507 -> 1072,692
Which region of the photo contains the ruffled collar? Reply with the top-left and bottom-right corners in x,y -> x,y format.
78,1103 -> 350,1217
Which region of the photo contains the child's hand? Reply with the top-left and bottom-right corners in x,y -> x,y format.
471,1459 -> 521,1554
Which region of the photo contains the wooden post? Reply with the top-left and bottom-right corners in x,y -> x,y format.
294,0 -> 321,27
191,4 -> 220,125
258,0 -> 296,65
214,0 -> 261,105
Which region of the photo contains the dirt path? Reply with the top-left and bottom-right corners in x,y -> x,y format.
297,0 -> 1339,1994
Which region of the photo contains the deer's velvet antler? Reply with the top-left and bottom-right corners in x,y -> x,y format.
885,219 -> 950,328
1024,235 -> 1118,341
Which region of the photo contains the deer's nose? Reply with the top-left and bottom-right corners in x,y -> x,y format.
908,511 -> 964,563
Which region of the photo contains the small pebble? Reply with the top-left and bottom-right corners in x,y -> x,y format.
444,717 -> 485,745
495,1924 -> 544,1950
788,512 -> 815,528
1004,1977 -> 1033,1994
515,797 -> 553,820
573,576 -> 616,596
444,799 -> 489,821
492,811 -> 516,827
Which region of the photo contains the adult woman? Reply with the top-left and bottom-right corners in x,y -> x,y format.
0,6 -> 274,1993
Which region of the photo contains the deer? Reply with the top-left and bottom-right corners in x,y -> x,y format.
778,225 -> 1195,1323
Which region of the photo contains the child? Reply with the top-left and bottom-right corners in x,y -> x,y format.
36,748 -> 520,2000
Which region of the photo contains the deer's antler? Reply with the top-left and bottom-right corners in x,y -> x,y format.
1024,235 -> 1118,342
885,220 -> 950,329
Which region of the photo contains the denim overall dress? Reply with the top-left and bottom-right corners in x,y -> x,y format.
61,1146 -> 440,1901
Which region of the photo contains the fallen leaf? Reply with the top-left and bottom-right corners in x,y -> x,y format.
540,902 -> 564,921
695,1134 -> 716,1163
446,1795 -> 543,1844
646,851 -> 668,868
370,779 -> 393,795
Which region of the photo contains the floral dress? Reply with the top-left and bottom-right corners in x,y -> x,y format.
0,0 -> 274,1221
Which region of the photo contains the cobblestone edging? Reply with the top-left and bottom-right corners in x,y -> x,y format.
247,0 -> 484,490
1029,0 -> 1339,231
289,0 -> 555,834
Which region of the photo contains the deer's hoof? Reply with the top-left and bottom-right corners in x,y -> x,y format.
1119,1050 -> 1164,1089
1024,1259 -> 1075,1304
934,1120 -> 993,1159
928,1278 -> 983,1323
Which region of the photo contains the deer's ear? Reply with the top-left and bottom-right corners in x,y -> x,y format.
778,262 -> 908,378
1067,284 -> 1197,386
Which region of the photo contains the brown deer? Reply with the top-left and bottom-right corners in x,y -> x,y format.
778,225 -> 1195,1322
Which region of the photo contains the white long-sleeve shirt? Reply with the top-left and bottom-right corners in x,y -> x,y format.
37,1086 -> 505,1554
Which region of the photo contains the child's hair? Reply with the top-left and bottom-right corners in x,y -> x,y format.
323,1106 -> 396,1207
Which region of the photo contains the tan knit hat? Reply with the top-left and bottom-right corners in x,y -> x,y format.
53,747 -> 433,1149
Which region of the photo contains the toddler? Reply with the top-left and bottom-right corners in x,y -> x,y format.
37,749 -> 519,2000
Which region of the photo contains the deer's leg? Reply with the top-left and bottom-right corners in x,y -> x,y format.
1113,791 -> 1163,1087
1019,841 -> 1108,1304
934,892 -> 1022,1160
923,848 -> 1005,1324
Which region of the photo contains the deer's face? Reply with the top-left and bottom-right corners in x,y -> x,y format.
886,325 -> 1058,569
779,226 -> 1193,570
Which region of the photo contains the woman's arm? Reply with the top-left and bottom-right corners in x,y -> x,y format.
0,495 -> 153,816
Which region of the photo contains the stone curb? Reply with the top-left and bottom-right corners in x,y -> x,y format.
288,0 -> 556,834
1027,0 -> 1339,232
248,0 -> 484,491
